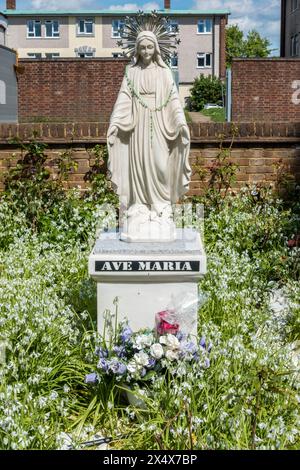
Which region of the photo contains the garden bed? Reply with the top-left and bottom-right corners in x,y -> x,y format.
0,141 -> 299,450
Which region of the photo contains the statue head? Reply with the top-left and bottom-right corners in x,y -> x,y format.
135,30 -> 167,68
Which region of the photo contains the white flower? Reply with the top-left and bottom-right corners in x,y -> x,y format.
127,360 -> 138,374
165,349 -> 180,361
134,351 -> 150,367
160,334 -> 180,350
150,343 -> 164,359
133,333 -> 154,350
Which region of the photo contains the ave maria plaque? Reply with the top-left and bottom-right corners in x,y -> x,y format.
95,260 -> 200,272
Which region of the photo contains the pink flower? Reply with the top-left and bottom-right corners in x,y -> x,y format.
155,310 -> 179,336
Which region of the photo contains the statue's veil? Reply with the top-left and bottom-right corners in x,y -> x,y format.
133,30 -> 168,68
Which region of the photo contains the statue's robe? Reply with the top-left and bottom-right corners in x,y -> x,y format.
107,63 -> 191,211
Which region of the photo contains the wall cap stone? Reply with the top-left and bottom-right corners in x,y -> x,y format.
0,122 -> 299,145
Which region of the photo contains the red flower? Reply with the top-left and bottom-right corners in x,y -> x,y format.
155,310 -> 179,336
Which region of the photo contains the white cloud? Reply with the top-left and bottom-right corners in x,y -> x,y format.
193,0 -> 280,53
108,3 -> 160,11
30,0 -> 94,9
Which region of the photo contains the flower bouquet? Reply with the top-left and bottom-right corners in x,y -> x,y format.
85,313 -> 211,407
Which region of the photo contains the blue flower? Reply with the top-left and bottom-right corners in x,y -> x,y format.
204,358 -> 210,368
207,342 -> 212,353
199,336 -> 206,349
147,357 -> 156,369
184,341 -> 198,354
113,345 -> 126,358
179,340 -> 198,361
108,358 -> 127,375
95,346 -> 108,358
85,372 -> 98,384
120,325 -> 133,343
176,331 -> 186,341
98,358 -> 109,372
116,363 -> 127,375
193,352 -> 200,361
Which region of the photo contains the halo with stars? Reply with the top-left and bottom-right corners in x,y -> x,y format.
116,10 -> 181,63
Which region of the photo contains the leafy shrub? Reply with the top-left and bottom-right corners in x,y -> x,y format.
2,139 -> 119,247
84,145 -> 118,206
3,138 -> 65,231
189,74 -> 224,111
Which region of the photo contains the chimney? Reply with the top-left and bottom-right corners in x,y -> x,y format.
6,1 -> 16,9
164,0 -> 170,10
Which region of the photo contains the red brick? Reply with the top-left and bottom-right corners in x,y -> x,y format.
231,59 -> 300,122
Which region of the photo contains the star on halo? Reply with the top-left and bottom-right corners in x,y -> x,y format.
116,10 -> 181,63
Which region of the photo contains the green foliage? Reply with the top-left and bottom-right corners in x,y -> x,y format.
226,24 -> 244,67
201,107 -> 226,122
226,24 -> 273,67
84,144 -> 118,206
0,137 -> 299,450
4,138 -> 65,230
192,127 -> 239,208
189,75 -> 224,111
1,138 -> 118,247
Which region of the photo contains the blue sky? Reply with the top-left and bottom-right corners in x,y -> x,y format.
0,0 -> 281,54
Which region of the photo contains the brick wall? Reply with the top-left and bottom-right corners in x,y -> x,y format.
17,58 -> 128,123
232,58 -> 300,122
0,122 -> 299,194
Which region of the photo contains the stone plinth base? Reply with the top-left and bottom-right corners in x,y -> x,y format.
88,228 -> 206,336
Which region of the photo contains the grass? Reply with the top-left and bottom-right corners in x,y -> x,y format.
201,107 -> 226,122
0,176 -> 299,449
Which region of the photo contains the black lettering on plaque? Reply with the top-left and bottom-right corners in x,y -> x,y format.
95,260 -> 200,272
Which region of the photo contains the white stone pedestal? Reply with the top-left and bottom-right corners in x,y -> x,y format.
88,228 -> 206,336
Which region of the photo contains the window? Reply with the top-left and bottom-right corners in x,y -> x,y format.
45,20 -> 60,38
197,19 -> 212,34
77,18 -> 94,35
27,52 -> 42,58
75,45 -> 95,57
45,52 -> 60,58
112,52 -> 123,58
27,20 -> 41,38
170,53 -> 178,68
78,52 -> 94,58
112,19 -> 125,38
168,20 -> 179,33
197,52 -> 212,68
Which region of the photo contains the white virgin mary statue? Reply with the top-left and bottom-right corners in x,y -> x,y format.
107,30 -> 191,242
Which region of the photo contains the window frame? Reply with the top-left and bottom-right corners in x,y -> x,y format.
197,52 -> 212,68
27,52 -> 42,59
77,17 -> 94,36
197,18 -> 212,34
170,53 -> 178,69
111,19 -> 125,38
45,19 -> 60,38
45,52 -> 60,59
168,19 -> 179,33
27,20 -> 42,38
76,51 -> 95,58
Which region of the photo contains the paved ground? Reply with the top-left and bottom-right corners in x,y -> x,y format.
188,111 -> 212,123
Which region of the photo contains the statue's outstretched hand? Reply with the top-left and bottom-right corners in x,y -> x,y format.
108,126 -> 118,145
180,125 -> 190,146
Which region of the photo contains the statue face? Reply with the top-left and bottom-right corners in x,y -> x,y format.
138,38 -> 155,65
